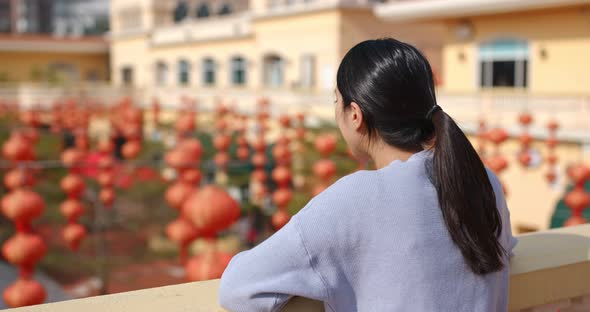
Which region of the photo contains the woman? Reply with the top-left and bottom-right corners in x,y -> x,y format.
219,38 -> 517,312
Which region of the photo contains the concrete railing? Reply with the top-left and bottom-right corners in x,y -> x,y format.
10,224 -> 590,312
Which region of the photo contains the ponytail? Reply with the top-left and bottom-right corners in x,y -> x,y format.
431,109 -> 506,275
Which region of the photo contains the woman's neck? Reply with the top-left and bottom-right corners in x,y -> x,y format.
369,141 -> 420,169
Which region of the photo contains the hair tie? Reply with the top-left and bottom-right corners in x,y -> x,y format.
425,105 -> 442,120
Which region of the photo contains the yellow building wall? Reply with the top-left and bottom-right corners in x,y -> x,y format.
442,7 -> 590,95
110,35 -> 150,86
252,10 -> 342,91
0,51 -> 108,83
148,37 -> 256,90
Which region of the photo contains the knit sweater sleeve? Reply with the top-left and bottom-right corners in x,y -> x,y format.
218,209 -> 330,312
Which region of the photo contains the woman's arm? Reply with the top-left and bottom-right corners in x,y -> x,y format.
218,215 -> 330,312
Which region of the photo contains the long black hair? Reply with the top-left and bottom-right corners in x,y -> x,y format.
336,38 -> 505,275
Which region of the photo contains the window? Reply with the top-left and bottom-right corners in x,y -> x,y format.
155,61 -> 168,86
203,58 -> 216,86
300,54 -> 315,88
230,56 -> 246,86
218,4 -> 232,15
196,3 -> 210,18
263,54 -> 284,87
479,39 -> 528,88
122,66 -> 133,86
178,59 -> 190,85
173,1 -> 189,23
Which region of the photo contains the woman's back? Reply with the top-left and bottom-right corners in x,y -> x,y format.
219,149 -> 517,312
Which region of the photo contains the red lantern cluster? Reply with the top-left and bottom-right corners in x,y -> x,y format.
564,164 -> 590,226
1,131 -> 47,308
59,152 -> 87,250
271,116 -> 293,230
164,138 -> 203,264
484,127 -> 509,196
312,134 -> 337,196
545,119 -> 560,184
182,185 -> 240,281
517,112 -> 534,168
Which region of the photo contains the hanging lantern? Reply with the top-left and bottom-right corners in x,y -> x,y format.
563,164 -> 590,226
185,248 -> 233,282
3,278 -> 46,308
183,185 -> 241,237
62,223 -> 87,251
165,182 -> 194,210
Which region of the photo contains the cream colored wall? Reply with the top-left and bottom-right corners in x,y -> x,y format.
110,36 -> 150,86
148,38 -> 256,89
443,7 -> 590,95
0,51 -> 108,82
253,10 -> 342,92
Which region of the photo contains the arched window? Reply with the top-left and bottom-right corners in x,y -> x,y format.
196,3 -> 210,18
218,3 -> 232,15
173,1 -> 189,23
230,56 -> 246,86
202,58 -> 216,86
479,39 -> 529,88
155,61 -> 168,86
178,59 -> 190,85
263,54 -> 284,87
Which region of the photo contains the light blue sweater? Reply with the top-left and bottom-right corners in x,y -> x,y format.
219,149 -> 517,312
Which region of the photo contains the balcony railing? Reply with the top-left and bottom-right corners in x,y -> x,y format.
150,13 -> 253,46
10,224 -> 590,312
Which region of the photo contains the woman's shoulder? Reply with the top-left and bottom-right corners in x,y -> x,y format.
294,170 -> 378,219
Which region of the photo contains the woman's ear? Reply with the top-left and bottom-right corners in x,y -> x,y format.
349,102 -> 364,131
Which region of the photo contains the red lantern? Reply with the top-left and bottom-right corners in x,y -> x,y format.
1,189 -> 45,224
165,182 -> 194,210
313,160 -> 337,180
237,146 -> 250,161
272,209 -> 291,230
166,218 -> 199,247
213,135 -> 231,152
272,166 -> 291,187
272,188 -> 293,208
122,140 -> 141,159
3,278 -> 46,308
97,170 -> 115,187
517,152 -> 532,167
486,128 -> 509,145
4,169 -> 34,190
99,187 -> 115,207
60,174 -> 85,198
279,115 -> 291,128
251,153 -> 266,168
251,169 -> 267,183
214,152 -> 230,168
315,134 -> 336,157
180,168 -> 202,184
519,133 -> 533,147
1,233 -> 47,267
62,223 -> 87,251
183,185 -> 241,236
185,249 -> 233,281
179,139 -> 203,160
61,149 -> 85,167
59,199 -> 85,222
2,132 -> 34,161
518,112 -> 533,126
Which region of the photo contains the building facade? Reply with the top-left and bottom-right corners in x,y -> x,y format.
109,0 -> 444,111
0,0 -> 110,84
